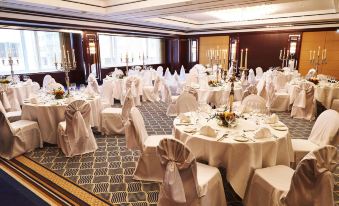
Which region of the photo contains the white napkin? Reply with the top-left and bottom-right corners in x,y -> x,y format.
178,113 -> 191,123
265,113 -> 279,124
253,126 -> 272,139
199,125 -> 217,138
30,97 -> 39,104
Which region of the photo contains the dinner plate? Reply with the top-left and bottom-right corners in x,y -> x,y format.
233,136 -> 249,142
183,126 -> 197,133
272,126 -> 288,131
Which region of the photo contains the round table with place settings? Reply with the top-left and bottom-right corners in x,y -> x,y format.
173,112 -> 293,198
21,93 -> 102,144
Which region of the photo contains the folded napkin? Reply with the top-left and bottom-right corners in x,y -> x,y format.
26,79 -> 33,84
265,113 -> 279,124
30,97 -> 39,104
253,126 -> 272,139
199,125 -> 217,138
178,113 -> 191,123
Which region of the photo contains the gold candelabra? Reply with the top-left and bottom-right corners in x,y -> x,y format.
279,48 -> 289,68
229,66 -> 236,112
2,53 -> 19,84
309,46 -> 327,76
54,45 -> 76,97
121,53 -> 134,74
206,48 -> 227,82
239,48 -> 248,78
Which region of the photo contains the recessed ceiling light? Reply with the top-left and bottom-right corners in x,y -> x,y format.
206,4 -> 277,22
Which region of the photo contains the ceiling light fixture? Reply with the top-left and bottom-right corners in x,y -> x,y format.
206,4 -> 277,22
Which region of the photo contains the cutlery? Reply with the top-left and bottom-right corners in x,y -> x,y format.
217,133 -> 228,141
176,123 -> 194,126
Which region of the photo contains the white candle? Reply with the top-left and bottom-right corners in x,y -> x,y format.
321,49 -> 324,60
283,48 -> 286,59
324,49 -> 327,59
240,49 -> 243,68
245,48 -> 248,69
63,45 -> 66,59
72,49 -> 75,64
55,53 -> 57,63
312,50 -> 315,60
317,46 -> 320,57
309,50 -> 312,61
280,50 -> 282,59
286,50 -> 289,58
67,50 -> 71,64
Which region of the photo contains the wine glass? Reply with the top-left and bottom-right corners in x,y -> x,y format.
79,84 -> 86,92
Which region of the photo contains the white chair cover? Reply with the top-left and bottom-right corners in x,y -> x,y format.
242,85 -> 258,101
123,76 -> 141,106
179,65 -> 186,82
240,94 -> 267,114
0,89 -> 11,111
87,73 -> 100,94
291,82 -> 315,120
273,71 -> 288,92
127,107 -> 172,182
142,76 -> 161,102
141,69 -> 153,86
47,82 -> 65,93
42,75 -> 52,89
245,145 -> 337,206
248,69 -> 256,85
306,68 -> 316,79
175,91 -> 198,114
255,67 -> 263,79
164,68 -> 172,81
57,100 -> 97,157
157,66 -> 164,77
100,89 -> 135,135
157,138 -> 226,206
0,111 -> 42,160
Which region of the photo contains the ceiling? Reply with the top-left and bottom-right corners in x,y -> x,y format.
0,0 -> 338,36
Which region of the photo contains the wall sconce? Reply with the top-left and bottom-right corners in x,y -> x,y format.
89,42 -> 96,54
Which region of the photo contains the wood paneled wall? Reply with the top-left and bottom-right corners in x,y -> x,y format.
299,31 -> 339,78
199,36 -> 229,67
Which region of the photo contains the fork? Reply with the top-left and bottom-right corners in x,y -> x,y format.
217,133 -> 229,141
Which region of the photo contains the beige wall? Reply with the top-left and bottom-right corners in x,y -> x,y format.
299,31 -> 339,79
199,36 -> 229,68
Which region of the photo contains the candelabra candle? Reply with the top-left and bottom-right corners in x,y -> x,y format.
278,48 -> 289,68
121,52 -> 134,74
309,46 -> 327,76
54,48 -> 77,97
2,53 -> 20,84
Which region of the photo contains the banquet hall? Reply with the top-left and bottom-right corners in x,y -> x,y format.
0,0 -> 338,205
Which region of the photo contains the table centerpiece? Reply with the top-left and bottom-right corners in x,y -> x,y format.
53,87 -> 65,99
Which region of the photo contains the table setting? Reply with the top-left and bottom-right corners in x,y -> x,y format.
21,89 -> 102,144
173,107 -> 293,198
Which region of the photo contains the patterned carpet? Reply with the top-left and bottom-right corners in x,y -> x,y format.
24,102 -> 339,206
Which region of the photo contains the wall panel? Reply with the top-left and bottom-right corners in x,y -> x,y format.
199,36 -> 229,68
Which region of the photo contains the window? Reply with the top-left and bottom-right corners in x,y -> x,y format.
190,39 -> 197,62
98,34 -> 164,68
0,29 -> 61,75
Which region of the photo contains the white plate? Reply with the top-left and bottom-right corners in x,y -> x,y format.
272,126 -> 288,131
183,126 -> 197,133
233,136 -> 249,142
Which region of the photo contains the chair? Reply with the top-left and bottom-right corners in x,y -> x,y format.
270,72 -> 290,112
291,109 -> 339,166
57,100 -> 98,157
42,74 -> 52,89
164,68 -> 172,81
248,69 -> 256,85
100,89 -> 135,135
0,111 -> 42,160
156,138 -> 227,206
244,145 -> 337,206
174,91 -> 198,114
240,94 -> 267,114
87,73 -> 100,94
291,81 -> 315,120
255,67 -> 263,80
142,76 -> 162,102
242,85 -> 258,101
0,100 -> 21,122
179,65 -> 186,82
123,76 -> 141,106
125,107 -> 173,182
306,68 -> 316,79
157,66 -> 164,77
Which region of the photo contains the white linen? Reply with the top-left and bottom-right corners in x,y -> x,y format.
173,115 -> 293,198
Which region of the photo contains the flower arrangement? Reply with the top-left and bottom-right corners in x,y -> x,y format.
0,79 -> 11,84
216,111 -> 236,127
53,87 -> 65,99
308,77 -> 319,85
208,80 -> 220,87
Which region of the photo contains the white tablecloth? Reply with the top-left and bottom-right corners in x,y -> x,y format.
173,115 -> 293,198
21,94 -> 102,144
196,84 -> 242,107
5,82 -> 36,111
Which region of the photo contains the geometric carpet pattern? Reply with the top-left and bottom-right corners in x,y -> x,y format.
25,101 -> 338,206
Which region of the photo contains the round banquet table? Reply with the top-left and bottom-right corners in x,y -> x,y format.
196,83 -> 243,107
21,94 -> 102,144
173,114 -> 293,198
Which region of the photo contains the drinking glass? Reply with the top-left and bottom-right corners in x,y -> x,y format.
80,84 -> 86,92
